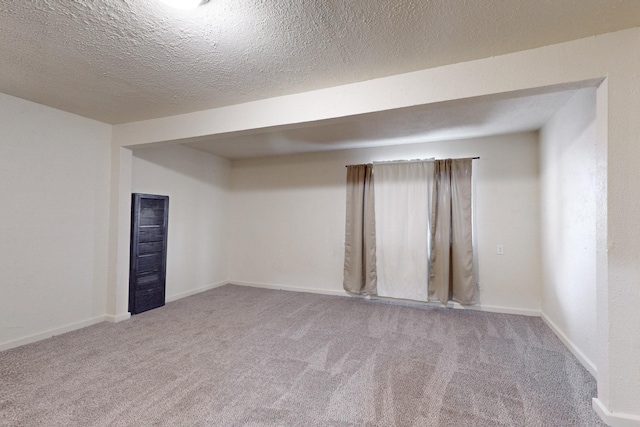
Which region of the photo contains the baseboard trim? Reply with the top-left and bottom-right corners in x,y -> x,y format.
166,280 -> 228,303
540,311 -> 597,377
104,312 -> 131,323
229,282 -> 541,316
0,315 -> 106,352
593,398 -> 640,427
362,295 -> 539,317
230,281 -> 348,297
454,303 -> 540,317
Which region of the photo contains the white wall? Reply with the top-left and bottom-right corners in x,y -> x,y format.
230,132 -> 541,314
132,144 -> 231,301
540,88 -> 597,374
0,93 -> 111,350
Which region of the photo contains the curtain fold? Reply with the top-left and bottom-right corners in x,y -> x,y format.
429,160 -> 452,304
450,159 -> 475,304
373,161 -> 434,302
429,159 -> 476,304
343,164 -> 377,295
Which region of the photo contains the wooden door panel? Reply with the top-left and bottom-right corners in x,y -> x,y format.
134,289 -> 165,314
138,241 -> 164,254
139,199 -> 165,226
129,193 -> 168,315
136,272 -> 160,288
139,227 -> 165,243
138,253 -> 162,273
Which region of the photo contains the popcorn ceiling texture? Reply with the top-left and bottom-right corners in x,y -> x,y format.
1,0 -> 639,124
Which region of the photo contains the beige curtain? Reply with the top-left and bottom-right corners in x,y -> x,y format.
343,164 -> 377,295
429,159 -> 475,304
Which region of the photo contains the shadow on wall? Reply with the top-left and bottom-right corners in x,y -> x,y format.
132,144 -> 231,189
231,132 -> 538,193
231,151 -> 347,192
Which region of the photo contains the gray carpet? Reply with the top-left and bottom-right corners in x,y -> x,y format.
1,285 -> 604,426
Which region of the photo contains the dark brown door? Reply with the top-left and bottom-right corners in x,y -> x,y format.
129,193 -> 169,314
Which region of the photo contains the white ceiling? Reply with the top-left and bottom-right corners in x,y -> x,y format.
1,0 -> 639,126
0,1 -> 636,159
185,88 -> 584,159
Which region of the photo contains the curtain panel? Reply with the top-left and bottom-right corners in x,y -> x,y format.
374,161 -> 434,302
429,158 -> 475,304
343,164 -> 377,295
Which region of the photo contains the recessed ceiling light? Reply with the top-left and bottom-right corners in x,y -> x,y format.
160,0 -> 209,10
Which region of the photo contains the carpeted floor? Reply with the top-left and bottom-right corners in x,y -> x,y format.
1,285 -> 604,426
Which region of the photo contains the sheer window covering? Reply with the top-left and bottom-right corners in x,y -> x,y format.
374,161 -> 434,302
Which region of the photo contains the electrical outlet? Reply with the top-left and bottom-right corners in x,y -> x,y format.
497,245 -> 504,255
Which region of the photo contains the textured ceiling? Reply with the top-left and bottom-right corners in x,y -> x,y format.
1,0 -> 639,125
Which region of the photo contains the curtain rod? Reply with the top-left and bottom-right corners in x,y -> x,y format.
345,157 -> 480,167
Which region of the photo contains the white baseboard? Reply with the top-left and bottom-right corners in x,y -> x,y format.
540,311 -> 597,377
230,281 -> 348,297
369,298 -> 540,317
453,302 -> 540,317
593,398 -> 640,427
104,312 -> 131,323
229,281 -> 540,317
0,315 -> 106,352
166,280 -> 228,303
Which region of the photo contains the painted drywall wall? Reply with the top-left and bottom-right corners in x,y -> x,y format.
112,27 -> 640,422
540,88 -> 598,375
230,132 -> 541,314
0,92 -> 111,350
132,144 -> 231,301
106,146 -> 133,322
